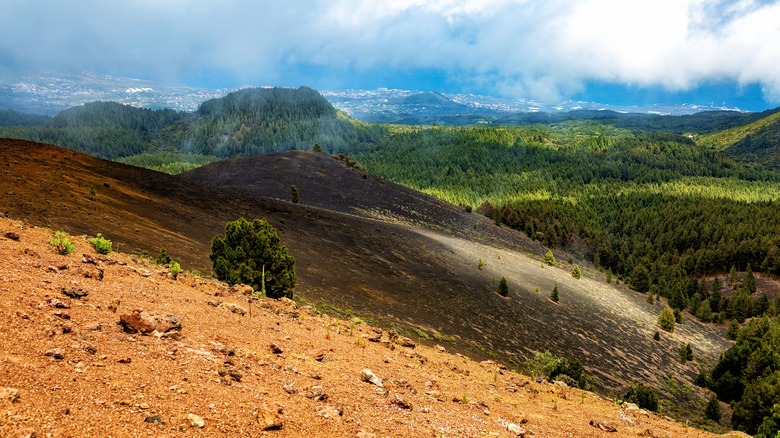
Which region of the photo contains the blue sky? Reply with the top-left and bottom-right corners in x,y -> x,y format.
2,0 -> 779,111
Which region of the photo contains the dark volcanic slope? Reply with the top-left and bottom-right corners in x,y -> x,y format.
0,139 -> 729,409
180,150 -> 541,252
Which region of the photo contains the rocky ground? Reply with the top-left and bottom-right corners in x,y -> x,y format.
0,217 -> 742,437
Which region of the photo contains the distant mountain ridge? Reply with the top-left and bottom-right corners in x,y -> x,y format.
2,84 -> 780,172
0,87 -> 381,159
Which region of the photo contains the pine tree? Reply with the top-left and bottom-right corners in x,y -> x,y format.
705,395 -> 721,423
551,284 -> 559,302
658,305 -> 676,333
210,217 -> 297,299
571,264 -> 581,279
696,299 -> 712,323
290,185 -> 300,204
497,277 -> 509,297
743,263 -> 756,293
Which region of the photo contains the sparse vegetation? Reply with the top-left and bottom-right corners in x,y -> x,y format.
497,276 -> 509,297
551,284 -> 559,302
525,351 -> 587,388
49,230 -> 75,255
544,250 -> 556,266
290,185 -> 299,204
478,257 -> 485,270
679,343 -> 693,364
169,261 -> 181,279
87,233 -> 112,254
210,217 -> 297,299
623,383 -> 659,412
155,248 -> 172,265
571,264 -> 581,279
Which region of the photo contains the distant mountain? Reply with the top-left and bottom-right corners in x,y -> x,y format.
321,88 -> 744,124
0,86 -> 381,159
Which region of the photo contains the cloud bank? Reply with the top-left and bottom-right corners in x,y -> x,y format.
2,0 -> 779,103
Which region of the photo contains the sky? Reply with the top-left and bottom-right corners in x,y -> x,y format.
2,0 -> 780,111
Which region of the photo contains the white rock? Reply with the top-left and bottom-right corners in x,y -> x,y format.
360,369 -> 383,387
187,413 -> 205,428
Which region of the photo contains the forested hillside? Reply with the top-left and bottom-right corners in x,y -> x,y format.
352,123 -> 780,299
0,87 -> 383,159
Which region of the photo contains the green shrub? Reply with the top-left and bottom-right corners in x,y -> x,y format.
544,250 -> 556,266
526,351 -> 586,388
497,277 -> 509,297
571,264 -> 581,279
623,383 -> 659,411
155,248 -> 172,265
290,185 -> 299,204
679,343 -> 693,363
526,351 -> 560,381
658,305 -> 676,333
210,217 -> 296,299
87,233 -> 112,254
551,284 -> 559,302
169,261 -> 181,280
49,231 -> 75,255
653,331 -> 661,341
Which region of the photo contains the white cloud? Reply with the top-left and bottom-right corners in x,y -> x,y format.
1,0 -> 779,103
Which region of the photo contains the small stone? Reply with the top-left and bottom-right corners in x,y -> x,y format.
119,309 -> 181,335
270,343 -> 283,354
283,383 -> 297,394
117,357 -> 132,364
306,385 -> 326,401
392,394 -> 412,410
61,287 -> 88,299
210,342 -> 236,356
311,349 -> 326,362
589,419 -> 617,433
187,413 -> 205,428
218,302 -> 247,316
318,405 -> 343,419
1,387 -> 20,403
218,369 -> 243,382
4,231 -> 20,241
507,423 -> 526,436
257,404 -> 283,430
144,415 -> 166,425
435,344 -> 446,352
360,369 -> 383,387
48,299 -> 69,309
107,299 -> 120,313
45,348 -> 64,360
138,402 -> 150,410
